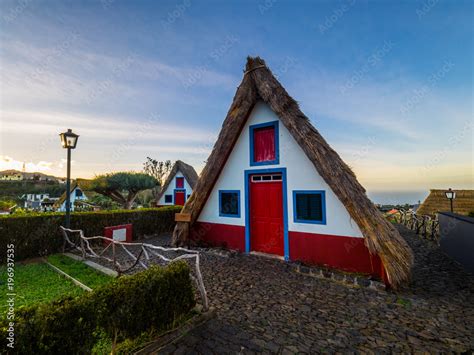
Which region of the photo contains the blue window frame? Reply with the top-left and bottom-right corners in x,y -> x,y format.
249,121 -> 279,166
164,194 -> 172,203
176,177 -> 184,188
293,190 -> 326,224
219,190 -> 240,218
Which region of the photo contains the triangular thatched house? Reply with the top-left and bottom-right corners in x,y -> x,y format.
417,189 -> 474,216
156,160 -> 198,206
173,57 -> 413,288
54,181 -> 88,212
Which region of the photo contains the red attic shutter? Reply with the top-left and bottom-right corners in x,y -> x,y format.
253,126 -> 275,162
176,177 -> 184,188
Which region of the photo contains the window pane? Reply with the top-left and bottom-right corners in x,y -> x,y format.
220,192 -> 239,216
165,195 -> 172,203
253,126 -> 275,162
296,193 -> 323,221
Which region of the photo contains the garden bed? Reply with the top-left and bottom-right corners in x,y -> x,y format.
0,255 -> 113,319
0,262 -> 83,317
0,261 -> 196,353
47,254 -> 113,289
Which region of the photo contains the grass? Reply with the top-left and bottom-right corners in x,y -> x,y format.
0,262 -> 84,317
47,254 -> 113,289
0,255 -> 113,319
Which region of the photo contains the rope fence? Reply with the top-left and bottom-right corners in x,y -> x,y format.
60,226 -> 209,310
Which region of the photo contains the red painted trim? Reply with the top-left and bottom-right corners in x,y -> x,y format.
289,231 -> 385,280
191,221 -> 387,283
191,222 -> 245,252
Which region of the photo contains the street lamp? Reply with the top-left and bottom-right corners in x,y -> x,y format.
444,188 -> 456,213
59,129 -> 79,228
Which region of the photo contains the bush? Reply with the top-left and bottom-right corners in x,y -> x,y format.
0,206 -> 181,261
0,261 -> 195,354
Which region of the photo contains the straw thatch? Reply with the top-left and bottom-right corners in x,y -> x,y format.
54,181 -> 79,208
156,160 -> 199,202
417,189 -> 474,217
172,56 -> 413,288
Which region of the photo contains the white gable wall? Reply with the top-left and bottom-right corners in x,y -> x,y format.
198,101 -> 363,238
59,187 -> 87,212
157,170 -> 193,205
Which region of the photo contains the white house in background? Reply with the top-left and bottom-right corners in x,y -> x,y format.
156,160 -> 198,206
55,182 -> 88,212
23,193 -> 56,210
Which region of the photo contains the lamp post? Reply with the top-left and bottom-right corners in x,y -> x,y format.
444,188 -> 456,213
59,129 -> 79,228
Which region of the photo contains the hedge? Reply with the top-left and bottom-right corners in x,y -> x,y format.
0,261 -> 195,354
0,206 -> 181,261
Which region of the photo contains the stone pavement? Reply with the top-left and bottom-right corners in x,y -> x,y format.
96,225 -> 474,353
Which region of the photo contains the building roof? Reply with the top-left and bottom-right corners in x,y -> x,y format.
417,189 -> 474,216
173,56 -> 413,288
156,160 -> 199,202
54,181 -> 79,207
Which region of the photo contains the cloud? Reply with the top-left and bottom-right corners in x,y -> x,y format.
0,155 -> 54,172
289,65 -> 471,141
1,38 -> 237,111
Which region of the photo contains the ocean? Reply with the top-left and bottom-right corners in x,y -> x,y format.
366,190 -> 430,205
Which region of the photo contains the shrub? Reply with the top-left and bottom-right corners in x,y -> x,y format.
0,261 -> 195,353
0,206 -> 181,261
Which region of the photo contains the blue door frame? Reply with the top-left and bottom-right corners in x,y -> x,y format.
244,167 -> 289,260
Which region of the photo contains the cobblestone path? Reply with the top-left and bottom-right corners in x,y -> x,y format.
158,225 -> 473,354
94,225 -> 474,353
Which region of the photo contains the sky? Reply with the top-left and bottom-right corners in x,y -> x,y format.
0,0 -> 472,203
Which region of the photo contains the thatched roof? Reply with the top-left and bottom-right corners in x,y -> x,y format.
173,56 -> 413,288
417,189 -> 474,216
54,181 -> 79,207
156,160 -> 199,201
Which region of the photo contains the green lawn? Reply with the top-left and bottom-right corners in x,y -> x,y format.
0,255 -> 113,319
47,254 -> 113,289
0,262 -> 84,317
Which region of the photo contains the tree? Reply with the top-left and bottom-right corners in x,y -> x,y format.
143,158 -> 172,200
143,158 -> 172,187
89,172 -> 158,210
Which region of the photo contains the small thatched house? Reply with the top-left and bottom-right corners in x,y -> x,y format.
417,189 -> 474,217
157,160 -> 198,206
173,57 -> 413,288
54,181 -> 88,212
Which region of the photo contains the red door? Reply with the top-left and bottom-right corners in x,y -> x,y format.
250,174 -> 284,256
174,191 -> 185,206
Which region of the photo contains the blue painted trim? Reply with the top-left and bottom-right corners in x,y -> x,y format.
173,188 -> 187,205
218,190 -> 241,218
175,176 -> 185,188
244,168 -> 289,260
249,121 -> 280,166
292,190 -> 327,225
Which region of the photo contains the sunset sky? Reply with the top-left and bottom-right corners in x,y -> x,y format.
0,0 -> 472,202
